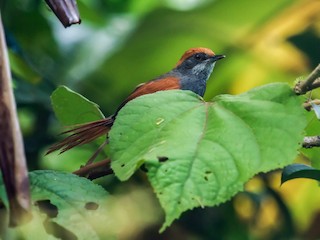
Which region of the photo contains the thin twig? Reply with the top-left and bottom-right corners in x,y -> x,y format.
294,64 -> 320,95
73,158 -> 113,180
302,136 -> 320,148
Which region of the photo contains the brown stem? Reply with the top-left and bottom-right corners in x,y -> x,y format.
294,64 -> 320,95
302,136 -> 320,148
73,158 -> 113,180
0,14 -> 31,226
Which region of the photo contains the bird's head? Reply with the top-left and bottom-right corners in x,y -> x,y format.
175,47 -> 225,79
173,47 -> 225,97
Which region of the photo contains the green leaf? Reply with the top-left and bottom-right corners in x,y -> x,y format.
51,86 -> 104,125
16,205 -> 59,240
109,83 -> 306,231
9,50 -> 42,84
281,164 -> 320,184
29,170 -> 110,240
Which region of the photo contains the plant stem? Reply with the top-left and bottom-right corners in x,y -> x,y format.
0,14 -> 31,226
73,158 -> 113,180
294,64 -> 320,95
302,136 -> 320,148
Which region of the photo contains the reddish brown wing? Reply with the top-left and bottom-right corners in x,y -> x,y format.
115,76 -> 181,112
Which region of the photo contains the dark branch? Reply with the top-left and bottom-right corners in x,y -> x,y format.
294,64 -> 320,95
302,136 -> 320,148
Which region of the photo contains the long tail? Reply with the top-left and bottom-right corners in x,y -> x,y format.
47,117 -> 114,154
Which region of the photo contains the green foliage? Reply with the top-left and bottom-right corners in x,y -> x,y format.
29,170 -> 110,239
109,83 -> 306,230
3,0 -> 319,238
8,50 -> 41,84
51,86 -> 104,125
281,164 -> 320,184
5,170 -> 110,239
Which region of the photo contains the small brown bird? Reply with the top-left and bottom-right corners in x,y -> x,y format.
48,47 -> 225,154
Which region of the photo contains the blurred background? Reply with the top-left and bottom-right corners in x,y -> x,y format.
2,0 -> 320,239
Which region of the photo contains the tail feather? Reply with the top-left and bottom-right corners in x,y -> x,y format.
47,117 -> 114,154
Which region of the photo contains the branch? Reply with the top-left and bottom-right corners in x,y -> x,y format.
294,64 -> 320,95
0,14 -> 31,226
302,136 -> 320,148
303,99 -> 320,111
73,158 -> 113,180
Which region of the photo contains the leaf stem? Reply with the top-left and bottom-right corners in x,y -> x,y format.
73,158 -> 113,180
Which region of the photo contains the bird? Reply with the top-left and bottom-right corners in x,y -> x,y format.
47,47 -> 225,154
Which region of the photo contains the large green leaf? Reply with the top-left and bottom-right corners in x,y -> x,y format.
109,83 -> 306,231
29,170 -> 110,240
51,86 -> 104,126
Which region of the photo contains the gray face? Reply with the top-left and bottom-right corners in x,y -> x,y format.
191,60 -> 216,78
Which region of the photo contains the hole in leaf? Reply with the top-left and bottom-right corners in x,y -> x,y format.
85,202 -> 99,210
204,176 -> 208,181
205,170 -> 212,174
36,200 -> 58,218
36,200 -> 77,240
44,218 -> 77,240
156,117 -> 164,125
157,156 -> 169,162
121,164 -> 125,167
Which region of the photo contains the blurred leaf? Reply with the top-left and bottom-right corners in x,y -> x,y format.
281,164 -> 320,184
51,86 -> 104,125
0,172 -> 9,209
109,83 -> 306,230
29,170 -> 110,240
84,0 -> 300,112
8,50 -> 41,84
16,205 -> 58,240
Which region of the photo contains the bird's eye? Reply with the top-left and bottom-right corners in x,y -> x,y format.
194,53 -> 202,60
194,53 -> 207,61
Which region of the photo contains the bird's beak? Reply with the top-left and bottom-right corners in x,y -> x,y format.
211,54 -> 226,62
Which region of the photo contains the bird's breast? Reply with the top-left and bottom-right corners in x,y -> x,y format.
180,76 -> 206,97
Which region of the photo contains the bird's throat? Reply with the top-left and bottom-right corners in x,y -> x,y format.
180,63 -> 215,97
